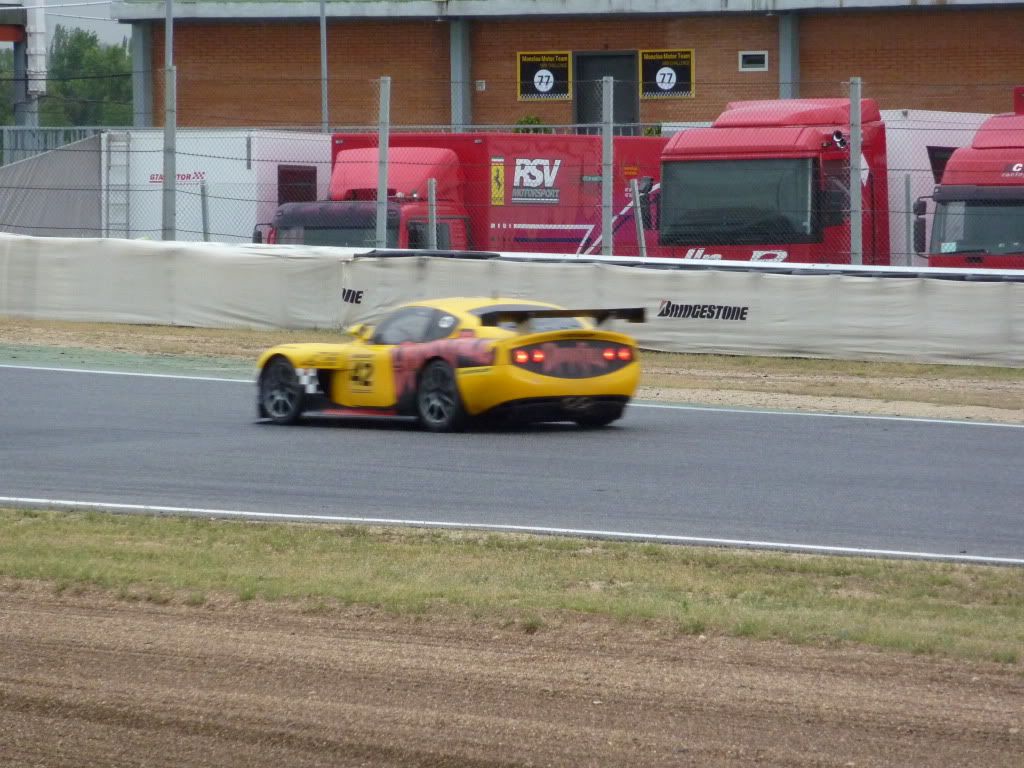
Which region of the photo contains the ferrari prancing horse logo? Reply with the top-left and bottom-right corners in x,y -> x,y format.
350,360 -> 374,389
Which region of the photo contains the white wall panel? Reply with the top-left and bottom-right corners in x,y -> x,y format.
2,234 -> 1021,366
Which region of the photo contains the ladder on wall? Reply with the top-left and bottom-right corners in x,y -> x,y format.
103,131 -> 131,238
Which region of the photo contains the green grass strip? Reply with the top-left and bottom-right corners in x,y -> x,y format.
1,508 -> 1021,664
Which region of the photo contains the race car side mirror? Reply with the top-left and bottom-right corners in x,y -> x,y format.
347,323 -> 373,340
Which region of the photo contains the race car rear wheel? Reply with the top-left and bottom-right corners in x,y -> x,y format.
416,360 -> 466,433
259,357 -> 305,425
574,405 -> 625,429
574,414 -> 619,428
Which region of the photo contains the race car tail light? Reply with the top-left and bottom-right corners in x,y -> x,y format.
510,340 -> 635,378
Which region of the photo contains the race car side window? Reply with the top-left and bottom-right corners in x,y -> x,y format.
371,307 -> 435,345
421,311 -> 459,342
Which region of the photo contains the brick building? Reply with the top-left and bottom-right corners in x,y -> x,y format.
112,0 -> 1024,129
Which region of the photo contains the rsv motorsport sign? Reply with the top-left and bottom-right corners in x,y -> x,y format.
518,52 -> 571,100
640,49 -> 694,99
512,158 -> 562,203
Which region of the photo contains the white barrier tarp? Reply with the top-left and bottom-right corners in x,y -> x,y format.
0,235 -> 357,329
344,257 -> 1024,366
1,234 -> 1022,366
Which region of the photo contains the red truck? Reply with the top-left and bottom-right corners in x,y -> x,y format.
257,102 -> 988,266
647,98 -> 986,265
259,132 -> 666,256
914,87 -> 1024,270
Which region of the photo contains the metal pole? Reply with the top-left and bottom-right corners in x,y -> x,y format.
375,76 -> 392,249
848,76 -> 862,265
319,0 -> 328,132
601,76 -> 614,257
631,178 -> 647,260
162,0 -> 176,241
903,173 -> 912,266
200,180 -> 210,241
427,177 -> 438,250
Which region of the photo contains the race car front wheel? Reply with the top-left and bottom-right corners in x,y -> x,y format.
416,360 -> 466,433
259,357 -> 305,425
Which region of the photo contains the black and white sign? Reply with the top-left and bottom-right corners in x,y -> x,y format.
640,50 -> 694,99
518,52 -> 571,100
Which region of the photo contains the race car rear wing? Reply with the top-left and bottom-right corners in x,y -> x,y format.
477,307 -> 646,328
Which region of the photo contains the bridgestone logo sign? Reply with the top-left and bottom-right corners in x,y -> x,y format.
658,301 -> 749,320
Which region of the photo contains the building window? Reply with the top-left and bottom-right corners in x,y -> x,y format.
738,51 -> 768,72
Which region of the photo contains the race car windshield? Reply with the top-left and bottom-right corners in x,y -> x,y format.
469,304 -> 585,332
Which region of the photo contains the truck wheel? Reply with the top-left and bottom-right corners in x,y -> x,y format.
259,357 -> 305,425
416,360 -> 466,433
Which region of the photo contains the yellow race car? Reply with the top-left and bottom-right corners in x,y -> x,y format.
256,297 -> 645,432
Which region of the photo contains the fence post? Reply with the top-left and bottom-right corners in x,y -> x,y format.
200,180 -> 210,242
602,76 -> 614,257
161,0 -> 176,241
631,178 -> 647,259
848,76 -> 862,265
903,173 -> 913,266
319,0 -> 329,132
375,76 -> 391,249
427,177 -> 438,250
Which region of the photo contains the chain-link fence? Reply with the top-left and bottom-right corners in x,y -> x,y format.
2,74 -> 1021,269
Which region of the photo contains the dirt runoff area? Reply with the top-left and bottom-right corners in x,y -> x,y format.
0,584 -> 1021,768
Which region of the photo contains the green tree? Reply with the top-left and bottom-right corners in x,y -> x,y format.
39,26 -> 131,126
0,47 -> 14,125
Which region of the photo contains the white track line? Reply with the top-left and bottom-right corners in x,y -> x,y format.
3,362 -> 1023,428
632,401 -> 1024,428
0,363 -> 250,383
1,496 -> 1020,566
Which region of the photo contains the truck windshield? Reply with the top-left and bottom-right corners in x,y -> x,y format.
930,200 -> 1024,255
276,225 -> 398,248
659,158 -> 815,245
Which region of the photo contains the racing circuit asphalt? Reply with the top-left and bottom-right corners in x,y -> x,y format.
1,364 -> 1022,563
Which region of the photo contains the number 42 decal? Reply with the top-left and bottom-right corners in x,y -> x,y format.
350,360 -> 374,389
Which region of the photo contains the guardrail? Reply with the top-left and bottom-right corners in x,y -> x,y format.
1,234 -> 1021,366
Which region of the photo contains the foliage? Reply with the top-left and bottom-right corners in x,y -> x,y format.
2,508 -> 1022,664
0,26 -> 132,126
0,48 -> 14,125
513,115 -> 553,134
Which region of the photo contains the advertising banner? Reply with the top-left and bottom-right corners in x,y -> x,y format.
639,50 -> 694,99
517,52 -> 571,101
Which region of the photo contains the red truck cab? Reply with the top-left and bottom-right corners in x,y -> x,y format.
270,146 -> 471,249
654,99 -> 890,264
918,87 -> 1024,269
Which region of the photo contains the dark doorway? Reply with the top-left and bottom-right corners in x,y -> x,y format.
574,52 -> 639,134
277,165 -> 318,205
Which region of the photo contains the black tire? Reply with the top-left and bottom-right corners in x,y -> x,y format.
258,357 -> 305,425
416,360 -> 467,433
574,406 -> 624,429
